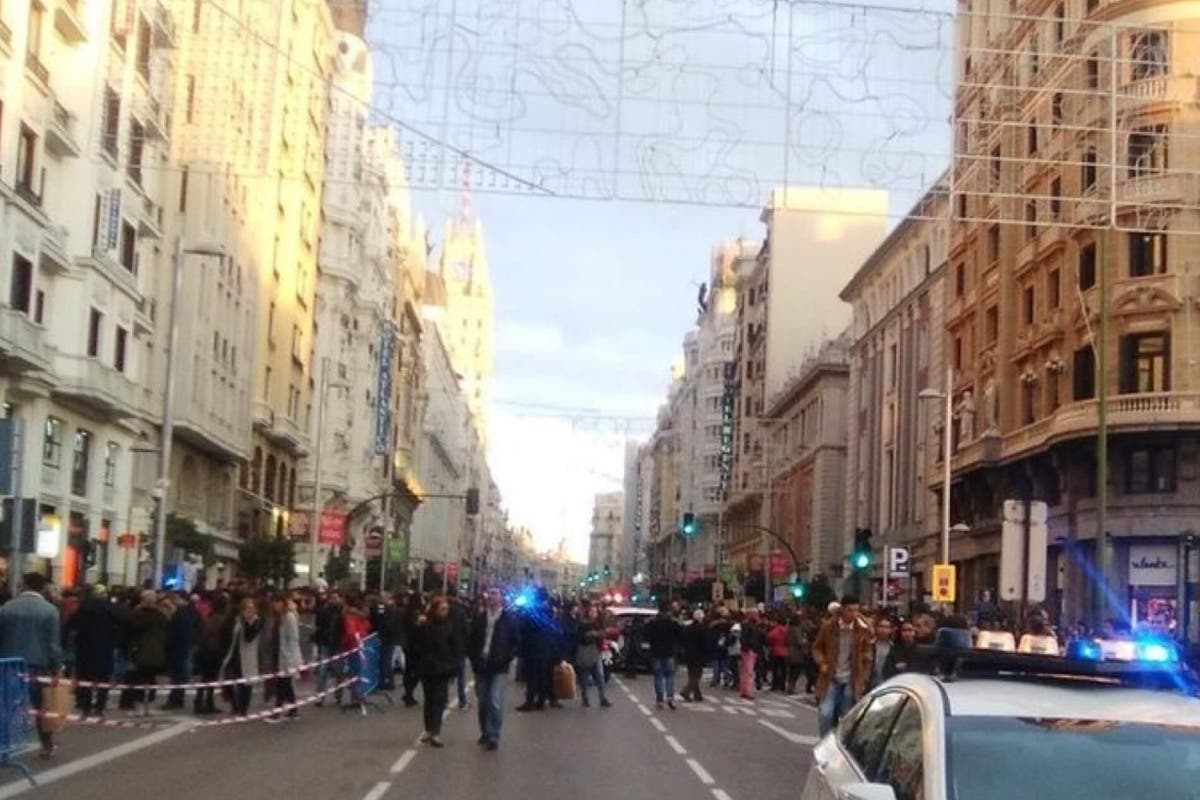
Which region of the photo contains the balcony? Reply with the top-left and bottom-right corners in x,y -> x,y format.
1115,172 -> 1197,208
266,414 -> 309,455
52,354 -> 138,420
40,224 -> 71,273
143,97 -> 169,141
251,401 -> 274,431
137,195 -> 163,239
0,308 -> 53,374
133,297 -> 154,335
1005,392 -> 1200,460
44,99 -> 81,158
24,51 -> 49,91
152,0 -> 177,48
1119,76 -> 1199,111
54,0 -> 89,44
14,181 -> 42,210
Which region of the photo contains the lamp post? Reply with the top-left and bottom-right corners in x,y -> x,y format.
153,238 -> 227,590
918,364 -> 955,566
307,356 -> 349,586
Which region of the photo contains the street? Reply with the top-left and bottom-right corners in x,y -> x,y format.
0,674 -> 818,800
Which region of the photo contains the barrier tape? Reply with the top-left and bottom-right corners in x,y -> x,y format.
35,647 -> 362,692
26,677 -> 361,731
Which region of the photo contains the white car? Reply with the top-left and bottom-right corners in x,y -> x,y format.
801,651 -> 1200,800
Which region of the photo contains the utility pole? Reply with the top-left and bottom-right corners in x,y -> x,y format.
1095,30 -> 1117,627
308,357 -> 329,586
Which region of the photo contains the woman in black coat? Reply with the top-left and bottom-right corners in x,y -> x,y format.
414,597 -> 463,747
68,586 -> 120,716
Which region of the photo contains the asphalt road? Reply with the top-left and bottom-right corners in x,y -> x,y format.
0,671 -> 819,800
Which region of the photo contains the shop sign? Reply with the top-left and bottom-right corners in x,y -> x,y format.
1129,544 -> 1177,586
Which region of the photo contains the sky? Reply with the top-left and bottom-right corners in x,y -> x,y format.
367,0 -> 954,561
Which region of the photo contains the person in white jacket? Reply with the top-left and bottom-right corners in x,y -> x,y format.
221,598 -> 263,717
268,596 -> 304,722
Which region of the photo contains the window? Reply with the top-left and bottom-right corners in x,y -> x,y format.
34,290 -> 44,324
1054,4 -> 1065,47
1129,231 -> 1167,277
71,430 -> 92,497
251,448 -> 262,494
1073,346 -> 1096,400
1027,122 -> 1038,156
1021,377 -> 1037,425
1126,446 -> 1175,493
16,125 -> 37,194
103,442 -> 120,488
1086,53 -> 1100,89
102,89 -> 120,159
43,417 -> 63,467
888,344 -> 898,389
1047,368 -> 1061,411
1120,333 -> 1169,393
1050,177 -> 1062,219
1048,267 -> 1061,309
985,306 -> 998,343
185,76 -> 196,123
1052,92 -> 1064,126
1079,242 -> 1097,289
843,693 -> 907,777
874,699 -> 925,800
262,366 -> 271,401
128,120 -> 144,185
9,254 -> 32,314
1086,0 -> 1099,11
987,225 -> 1000,265
136,17 -> 152,81
954,263 -> 965,297
1022,285 -> 1035,324
26,2 -> 43,57
1128,126 -> 1167,177
1025,201 -> 1037,240
263,454 -> 276,502
989,146 -> 1001,187
87,309 -> 102,357
114,326 -> 128,372
1082,148 -> 1097,191
1130,31 -> 1168,82
179,167 -> 189,213
291,325 -> 303,363
953,336 -> 963,370
119,221 -> 137,272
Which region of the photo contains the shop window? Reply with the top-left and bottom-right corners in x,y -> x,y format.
1125,446 -> 1175,493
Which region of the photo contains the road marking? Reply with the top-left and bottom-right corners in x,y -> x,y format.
762,708 -> 795,719
664,735 -> 687,755
682,704 -> 716,712
390,749 -> 417,775
758,719 -> 820,745
0,720 -> 196,800
649,717 -> 667,732
738,707 -> 757,716
636,704 -> 652,717
686,758 -> 716,785
712,789 -> 734,800
362,781 -> 391,800
722,705 -> 738,715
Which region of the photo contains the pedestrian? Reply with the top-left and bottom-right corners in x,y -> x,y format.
766,614 -> 789,692
193,593 -> 228,714
575,603 -> 611,708
1018,611 -> 1060,655
221,597 -> 264,717
312,591 -> 345,706
680,609 -> 709,703
0,573 -> 62,757
784,613 -> 808,695
415,596 -> 462,747
369,593 -> 399,692
127,590 -> 169,712
267,595 -> 303,722
869,616 -> 894,690
642,600 -> 681,710
739,609 -> 765,700
163,593 -> 198,710
468,587 -> 520,751
811,595 -> 873,736
450,594 -> 471,710
400,595 -> 423,707
708,607 -> 731,689
516,592 -> 554,711
883,619 -> 920,679
341,596 -> 373,707
66,584 -> 119,717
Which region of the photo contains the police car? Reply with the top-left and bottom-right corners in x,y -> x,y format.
801,634 -> 1200,800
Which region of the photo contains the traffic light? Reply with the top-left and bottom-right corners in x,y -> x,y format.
791,580 -> 808,600
604,564 -> 611,577
680,513 -> 698,539
851,528 -> 873,572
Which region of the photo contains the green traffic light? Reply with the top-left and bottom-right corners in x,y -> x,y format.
852,550 -> 872,570
792,583 -> 807,599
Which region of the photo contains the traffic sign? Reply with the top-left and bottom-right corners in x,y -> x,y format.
769,550 -> 788,579
1000,499 -> 1048,602
887,546 -> 910,577
932,564 -> 956,604
711,581 -> 725,602
363,530 -> 384,558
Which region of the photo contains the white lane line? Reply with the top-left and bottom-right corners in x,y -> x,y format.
649,717 -> 667,733
722,705 -> 738,715
683,704 -> 716,713
738,707 -> 757,716
664,735 -> 687,755
390,749 -> 417,775
758,719 -> 820,745
638,705 -> 652,717
362,781 -> 391,800
712,789 -> 734,800
686,758 -> 716,785
0,720 -> 196,800
762,708 -> 795,719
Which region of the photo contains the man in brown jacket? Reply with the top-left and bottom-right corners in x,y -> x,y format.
811,594 -> 873,736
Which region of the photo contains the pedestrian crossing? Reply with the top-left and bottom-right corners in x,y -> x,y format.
678,695 -> 801,719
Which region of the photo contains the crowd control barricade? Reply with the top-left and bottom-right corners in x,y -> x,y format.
0,659 -> 34,785
343,634 -> 386,714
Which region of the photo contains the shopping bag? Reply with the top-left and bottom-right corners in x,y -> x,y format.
41,680 -> 71,734
553,661 -> 576,701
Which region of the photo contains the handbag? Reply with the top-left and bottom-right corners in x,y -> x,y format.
41,679 -> 71,734
575,642 -> 599,670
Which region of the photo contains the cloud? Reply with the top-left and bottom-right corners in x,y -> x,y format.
496,320 -> 567,357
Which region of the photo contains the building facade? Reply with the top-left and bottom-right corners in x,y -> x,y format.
841,183 -> 949,607
587,490 -> 624,579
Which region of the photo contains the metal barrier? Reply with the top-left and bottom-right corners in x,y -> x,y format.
0,659 -> 34,785
343,634 -> 388,714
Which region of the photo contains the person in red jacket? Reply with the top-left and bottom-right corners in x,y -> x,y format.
341,597 -> 373,706
765,615 -> 790,692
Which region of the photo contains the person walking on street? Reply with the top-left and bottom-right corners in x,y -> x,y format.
65,584 -> 119,717
0,574 -> 62,756
469,587 -> 520,751
739,610 -> 765,700
127,590 -> 169,711
784,613 -> 808,695
313,591 -> 345,707
163,593 -> 198,710
193,594 -> 227,714
221,597 -> 264,717
642,600 -> 681,710
766,615 -> 789,692
414,597 -> 463,747
708,607 -> 731,689
680,609 -> 710,703
883,619 -> 920,679
869,617 -> 894,690
516,591 -> 554,711
575,603 -> 611,708
268,595 -> 303,721
812,595 -> 873,736
450,595 -> 471,710
400,596 -> 423,707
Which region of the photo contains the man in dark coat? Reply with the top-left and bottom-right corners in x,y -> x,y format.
515,591 -> 556,710
469,587 -> 520,750
67,584 -> 120,717
163,594 -> 199,709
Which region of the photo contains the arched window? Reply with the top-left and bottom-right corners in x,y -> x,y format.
288,468 -> 297,509
251,448 -> 262,494
264,454 -> 277,502
278,461 -> 288,508
923,245 -> 932,277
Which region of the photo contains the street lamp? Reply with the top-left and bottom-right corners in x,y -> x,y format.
153,239 -> 227,589
308,356 -> 349,586
918,363 -> 955,566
